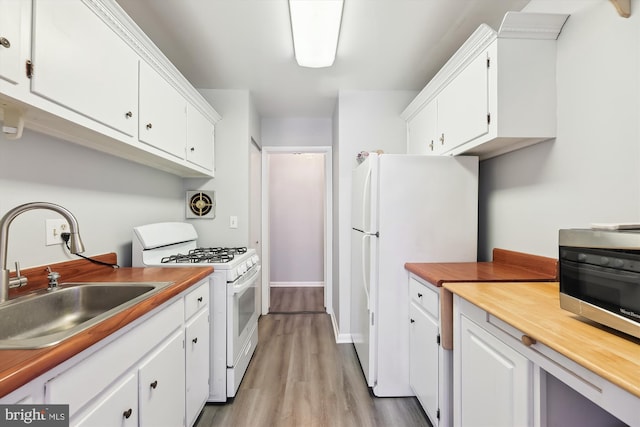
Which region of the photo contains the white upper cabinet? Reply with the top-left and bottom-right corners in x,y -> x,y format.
31,0 -> 138,137
186,103 -> 215,173
138,60 -> 187,158
0,0 -> 220,177
404,13 -> 569,160
436,50 -> 490,154
0,0 -> 30,86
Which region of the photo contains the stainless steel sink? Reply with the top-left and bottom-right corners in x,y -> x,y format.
0,281 -> 174,349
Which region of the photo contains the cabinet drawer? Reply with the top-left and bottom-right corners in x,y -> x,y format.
185,279 -> 209,320
409,276 -> 439,319
46,299 -> 183,417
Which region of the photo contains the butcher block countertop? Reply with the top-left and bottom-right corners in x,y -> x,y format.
443,281 -> 640,399
0,254 -> 213,398
406,249 -> 558,349
405,248 -> 558,285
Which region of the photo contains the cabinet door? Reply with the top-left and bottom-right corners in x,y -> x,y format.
74,373 -> 138,427
410,303 -> 440,425
139,331 -> 185,427
438,51 -> 489,152
185,309 -> 210,427
138,61 -> 187,159
0,0 -> 29,85
407,99 -> 438,155
459,316 -> 532,427
185,104 -> 215,172
31,0 -> 138,136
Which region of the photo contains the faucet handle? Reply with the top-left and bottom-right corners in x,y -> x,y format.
47,267 -> 60,289
9,261 -> 28,288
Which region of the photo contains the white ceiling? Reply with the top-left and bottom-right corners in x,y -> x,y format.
115,0 -> 530,118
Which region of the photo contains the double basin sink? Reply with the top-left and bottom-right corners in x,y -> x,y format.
0,281 -> 174,349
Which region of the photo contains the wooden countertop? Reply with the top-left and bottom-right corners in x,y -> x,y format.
405,248 -> 558,286
406,249 -> 558,350
0,255 -> 213,398
443,281 -> 640,399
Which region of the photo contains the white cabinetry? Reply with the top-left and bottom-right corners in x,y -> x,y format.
184,282 -> 210,427
185,103 -> 215,173
75,373 -> 138,427
407,99 -> 438,155
31,0 -> 138,137
138,61 -> 187,158
457,315 -> 532,426
408,274 -> 452,426
0,0 -> 220,177
404,13 -> 567,160
138,330 -> 185,427
1,276 -> 214,427
0,0 -> 30,86
452,295 -> 636,427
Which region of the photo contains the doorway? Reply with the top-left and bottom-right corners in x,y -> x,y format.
261,146 -> 332,315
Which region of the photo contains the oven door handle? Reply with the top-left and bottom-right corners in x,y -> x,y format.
231,265 -> 262,296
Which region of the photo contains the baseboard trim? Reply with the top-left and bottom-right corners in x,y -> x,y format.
330,311 -> 352,344
270,281 -> 324,288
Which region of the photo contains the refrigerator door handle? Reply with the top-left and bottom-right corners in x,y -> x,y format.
361,233 -> 372,310
360,166 -> 372,231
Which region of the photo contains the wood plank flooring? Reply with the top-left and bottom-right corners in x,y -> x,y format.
194,313 -> 431,427
269,287 -> 325,313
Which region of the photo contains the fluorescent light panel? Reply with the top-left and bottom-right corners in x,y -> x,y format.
289,0 -> 344,68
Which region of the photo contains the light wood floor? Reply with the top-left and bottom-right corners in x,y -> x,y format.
269,287 -> 325,313
194,312 -> 431,427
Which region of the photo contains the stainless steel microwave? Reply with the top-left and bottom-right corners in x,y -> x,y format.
559,228 -> 640,339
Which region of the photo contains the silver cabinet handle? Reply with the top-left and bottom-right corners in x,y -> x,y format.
125,111 -> 132,118
0,37 -> 10,48
439,133 -> 445,145
192,337 -> 198,344
123,408 -> 133,419
150,380 -> 158,389
146,123 -> 153,130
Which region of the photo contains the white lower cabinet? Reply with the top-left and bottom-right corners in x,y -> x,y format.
75,373 -> 138,427
408,275 -> 452,426
452,295 -> 637,427
409,302 -> 440,423
457,315 -> 532,427
185,309 -> 210,427
138,331 -> 185,427
2,276 -> 213,427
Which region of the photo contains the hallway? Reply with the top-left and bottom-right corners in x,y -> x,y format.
194,313 -> 431,427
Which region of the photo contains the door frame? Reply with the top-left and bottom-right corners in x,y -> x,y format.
261,145 -> 333,315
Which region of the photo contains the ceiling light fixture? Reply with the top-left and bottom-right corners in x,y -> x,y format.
288,0 -> 344,68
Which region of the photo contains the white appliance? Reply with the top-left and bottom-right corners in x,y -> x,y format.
351,153 -> 478,396
132,222 -> 261,401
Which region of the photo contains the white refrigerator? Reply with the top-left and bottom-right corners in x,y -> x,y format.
350,153 -> 478,397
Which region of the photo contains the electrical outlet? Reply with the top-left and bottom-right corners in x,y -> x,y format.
230,216 -> 238,229
46,219 -> 70,246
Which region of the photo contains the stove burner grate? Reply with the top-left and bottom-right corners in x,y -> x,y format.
160,247 -> 247,264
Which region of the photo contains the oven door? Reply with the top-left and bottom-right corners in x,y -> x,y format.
227,265 -> 261,366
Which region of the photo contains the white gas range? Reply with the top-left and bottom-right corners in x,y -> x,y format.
132,222 -> 260,402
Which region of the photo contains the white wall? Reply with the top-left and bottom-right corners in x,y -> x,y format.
184,89 -> 253,248
268,153 -> 325,286
478,0 -> 640,260
261,117 -> 332,147
0,129 -> 184,268
335,90 -> 417,337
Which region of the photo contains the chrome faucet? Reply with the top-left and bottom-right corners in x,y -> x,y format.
0,202 -> 85,303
